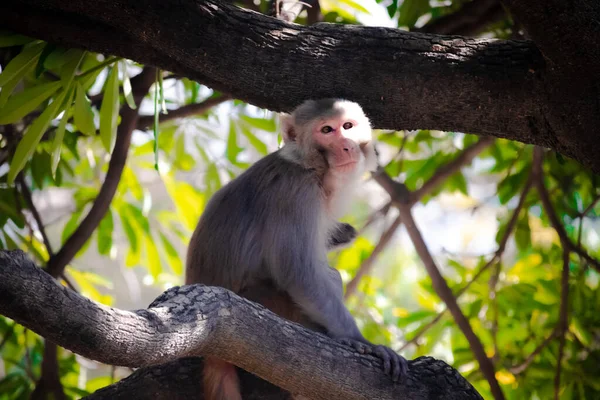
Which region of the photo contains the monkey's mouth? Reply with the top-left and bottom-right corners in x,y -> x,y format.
334,161 -> 358,170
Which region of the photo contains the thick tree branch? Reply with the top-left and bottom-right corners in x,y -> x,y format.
373,171 -> 504,400
46,67 -> 156,278
8,1 -> 592,166
418,0 -> 506,36
0,250 -> 483,400
137,95 -> 232,130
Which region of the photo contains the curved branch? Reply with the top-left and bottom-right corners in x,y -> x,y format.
0,1 -> 551,154
46,67 -> 156,278
372,171 -> 504,400
0,250 -> 483,400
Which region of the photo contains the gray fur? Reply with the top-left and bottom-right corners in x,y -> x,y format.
186,145 -> 362,338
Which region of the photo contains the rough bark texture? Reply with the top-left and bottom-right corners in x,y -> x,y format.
6,0 -> 600,172
0,250 -> 483,399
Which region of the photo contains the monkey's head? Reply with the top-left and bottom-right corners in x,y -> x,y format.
280,99 -> 378,175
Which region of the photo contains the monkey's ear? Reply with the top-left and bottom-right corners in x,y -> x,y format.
279,113 -> 296,143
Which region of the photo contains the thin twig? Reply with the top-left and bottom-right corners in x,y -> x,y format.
345,215 -> 402,299
399,169 -> 533,350
410,137 -> 494,204
18,174 -> 54,256
373,170 -> 504,399
554,249 -> 570,400
136,95 -> 231,130
532,148 -> 600,273
509,328 -> 559,374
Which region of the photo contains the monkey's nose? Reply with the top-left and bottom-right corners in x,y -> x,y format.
343,147 -> 350,152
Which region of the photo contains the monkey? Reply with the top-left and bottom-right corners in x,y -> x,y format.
186,98 -> 409,400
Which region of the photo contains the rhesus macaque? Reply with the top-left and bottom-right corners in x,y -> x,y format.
186,99 -> 408,400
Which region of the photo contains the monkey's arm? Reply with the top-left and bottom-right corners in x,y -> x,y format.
327,223 -> 357,250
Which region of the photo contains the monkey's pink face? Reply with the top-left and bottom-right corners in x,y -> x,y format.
312,116 -> 372,173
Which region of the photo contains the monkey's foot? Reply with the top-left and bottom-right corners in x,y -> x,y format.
339,338 -> 409,382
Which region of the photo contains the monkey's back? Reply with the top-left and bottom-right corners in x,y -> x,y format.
185,149 -> 325,294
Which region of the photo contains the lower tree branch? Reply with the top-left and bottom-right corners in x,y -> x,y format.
0,250 -> 483,400
46,67 -> 156,278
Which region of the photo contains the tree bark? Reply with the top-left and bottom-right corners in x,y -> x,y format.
5,0 -> 600,173
0,250 -> 482,399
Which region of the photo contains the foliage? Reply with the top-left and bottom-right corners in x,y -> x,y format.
0,1 -> 599,399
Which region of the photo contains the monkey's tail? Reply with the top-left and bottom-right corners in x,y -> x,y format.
204,357 -> 242,400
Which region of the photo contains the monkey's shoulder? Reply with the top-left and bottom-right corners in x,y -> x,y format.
239,149 -> 322,188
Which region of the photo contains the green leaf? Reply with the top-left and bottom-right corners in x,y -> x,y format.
0,60 -> 35,108
144,235 -> 162,278
0,81 -> 62,124
8,89 -> 68,184
240,115 -> 277,132
51,89 -> 75,177
159,232 -> 183,275
74,82 -> 96,135
0,41 -> 44,87
97,210 -> 114,256
226,121 -> 243,164
239,122 -> 268,155
338,0 -> 370,14
59,49 -> 84,88
515,213 -> 532,253
398,0 -> 430,27
62,210 -> 83,245
120,60 -> 136,109
99,65 -> 120,153
35,43 -> 57,78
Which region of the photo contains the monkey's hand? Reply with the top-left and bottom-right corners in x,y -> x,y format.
327,223 -> 357,251
339,338 -> 409,382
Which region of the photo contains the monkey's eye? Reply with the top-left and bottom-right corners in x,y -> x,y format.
343,122 -> 353,129
321,126 -> 333,134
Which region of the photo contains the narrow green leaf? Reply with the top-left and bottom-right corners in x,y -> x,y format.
0,81 -> 62,124
338,0 -> 370,14
144,235 -> 162,278
159,232 -> 183,275
0,41 -> 44,87
74,82 -> 96,135
97,210 -> 114,256
239,122 -> 268,155
51,89 -> 75,177
62,210 -> 83,245
99,65 -> 120,153
120,60 -> 136,109
8,89 -> 68,184
0,61 -> 35,108
240,115 -> 277,132
226,121 -> 243,163
59,49 -> 85,88
35,43 -> 57,78
158,70 -> 167,113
